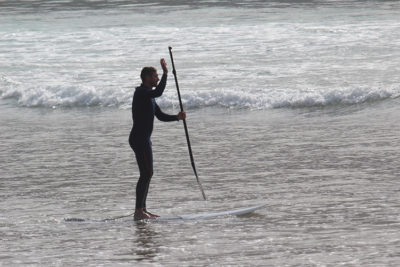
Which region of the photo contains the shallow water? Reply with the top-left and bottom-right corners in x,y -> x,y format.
1,100 -> 399,265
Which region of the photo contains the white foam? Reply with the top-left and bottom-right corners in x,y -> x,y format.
174,86 -> 399,109
1,75 -> 398,109
0,76 -> 128,108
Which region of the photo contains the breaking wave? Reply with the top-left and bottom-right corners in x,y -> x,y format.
1,76 -> 398,110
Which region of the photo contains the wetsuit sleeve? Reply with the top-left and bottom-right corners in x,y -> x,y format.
155,103 -> 178,122
145,74 -> 168,98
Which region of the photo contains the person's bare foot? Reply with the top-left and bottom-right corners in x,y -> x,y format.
144,209 -> 159,218
134,208 -> 157,221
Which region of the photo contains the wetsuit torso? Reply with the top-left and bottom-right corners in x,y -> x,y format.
129,74 -> 177,149
129,73 -> 178,210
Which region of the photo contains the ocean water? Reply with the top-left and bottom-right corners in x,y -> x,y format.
1,0 -> 400,266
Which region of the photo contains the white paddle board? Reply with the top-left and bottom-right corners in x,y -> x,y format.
64,204 -> 265,223
155,204 -> 265,222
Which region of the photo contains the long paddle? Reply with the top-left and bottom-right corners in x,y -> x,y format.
168,46 -> 207,200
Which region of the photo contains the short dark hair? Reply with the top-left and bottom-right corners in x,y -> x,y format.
140,67 -> 157,82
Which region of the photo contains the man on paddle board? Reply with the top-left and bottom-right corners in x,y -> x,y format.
129,58 -> 186,220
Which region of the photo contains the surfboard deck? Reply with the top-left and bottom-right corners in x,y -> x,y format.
64,204 -> 265,223
155,204 -> 265,222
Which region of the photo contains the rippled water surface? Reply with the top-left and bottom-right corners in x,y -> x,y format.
1,101 -> 399,265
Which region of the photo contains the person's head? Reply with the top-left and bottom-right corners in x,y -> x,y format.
141,66 -> 159,88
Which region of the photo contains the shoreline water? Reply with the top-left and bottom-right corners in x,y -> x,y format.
1,100 -> 400,265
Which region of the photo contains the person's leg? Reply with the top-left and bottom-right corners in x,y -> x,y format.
134,143 -> 153,210
141,143 -> 159,218
133,142 -> 157,220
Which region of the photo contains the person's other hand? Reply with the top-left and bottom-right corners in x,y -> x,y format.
160,58 -> 168,74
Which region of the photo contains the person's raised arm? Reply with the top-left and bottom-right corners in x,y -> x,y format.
160,57 -> 168,75
145,58 -> 168,98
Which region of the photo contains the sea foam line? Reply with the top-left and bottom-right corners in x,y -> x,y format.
1,76 -> 399,109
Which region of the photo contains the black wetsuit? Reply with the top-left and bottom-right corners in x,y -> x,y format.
129,74 -> 178,209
